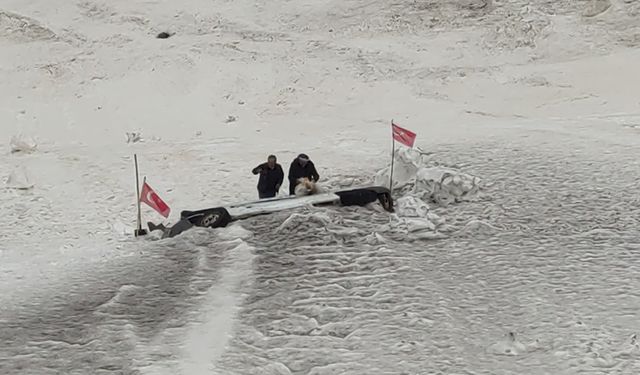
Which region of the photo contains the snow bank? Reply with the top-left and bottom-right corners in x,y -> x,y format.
395,195 -> 429,217
371,148 -> 482,238
375,148 -> 481,206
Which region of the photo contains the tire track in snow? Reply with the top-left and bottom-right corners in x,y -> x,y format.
0,228 -> 250,375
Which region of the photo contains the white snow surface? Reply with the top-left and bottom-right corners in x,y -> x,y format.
2,0 -> 640,374
10,134 -> 38,153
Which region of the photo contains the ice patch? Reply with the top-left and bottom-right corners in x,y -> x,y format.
10,134 -> 37,153
6,166 -> 34,189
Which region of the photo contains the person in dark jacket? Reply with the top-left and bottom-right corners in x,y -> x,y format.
252,155 -> 284,198
288,153 -> 319,195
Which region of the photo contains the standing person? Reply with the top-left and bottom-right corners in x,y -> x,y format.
252,155 -> 284,199
288,153 -> 319,195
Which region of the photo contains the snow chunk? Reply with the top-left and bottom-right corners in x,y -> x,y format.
396,195 -> 429,217
376,147 -> 481,206
415,167 -> 480,206
216,223 -> 253,240
389,190 -> 448,237
6,166 -> 34,189
375,147 -> 427,188
10,134 -> 37,153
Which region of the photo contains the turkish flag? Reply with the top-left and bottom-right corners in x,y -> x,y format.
139,181 -> 171,218
392,122 -> 417,148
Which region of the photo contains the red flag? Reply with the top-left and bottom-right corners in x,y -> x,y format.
392,122 -> 417,148
139,181 -> 171,218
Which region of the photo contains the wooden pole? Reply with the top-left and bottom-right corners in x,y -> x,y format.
389,120 -> 396,194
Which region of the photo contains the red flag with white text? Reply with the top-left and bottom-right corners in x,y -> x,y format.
139,181 -> 171,218
392,122 -> 417,148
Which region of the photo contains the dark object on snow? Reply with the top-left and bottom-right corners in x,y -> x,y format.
147,222 -> 166,232
156,32 -> 172,39
148,186 -> 393,239
335,186 -> 393,211
147,219 -> 194,238
288,154 -> 319,195
146,207 -> 230,238
252,155 -> 284,198
181,207 -> 232,228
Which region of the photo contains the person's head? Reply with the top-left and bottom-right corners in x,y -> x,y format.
297,153 -> 309,166
267,154 -> 277,168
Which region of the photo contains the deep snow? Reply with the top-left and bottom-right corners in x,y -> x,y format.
2,0 -> 640,374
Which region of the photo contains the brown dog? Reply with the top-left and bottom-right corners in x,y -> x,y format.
294,177 -> 318,196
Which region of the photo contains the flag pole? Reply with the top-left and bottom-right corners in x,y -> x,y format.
389,120 -> 395,194
134,154 -> 147,237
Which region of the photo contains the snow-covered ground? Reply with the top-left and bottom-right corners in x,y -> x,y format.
2,0 -> 640,374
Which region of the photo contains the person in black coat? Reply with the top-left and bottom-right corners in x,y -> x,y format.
288,153 -> 319,195
252,155 -> 284,198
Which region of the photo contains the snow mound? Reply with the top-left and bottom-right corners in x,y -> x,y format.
376,148 -> 481,206
6,167 -> 34,189
415,167 -> 480,206
375,148 -> 428,188
10,134 -> 37,153
216,223 -> 253,240
384,196 -> 447,239
396,195 -> 429,217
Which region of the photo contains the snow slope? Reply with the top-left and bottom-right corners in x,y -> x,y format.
1,0 -> 640,374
